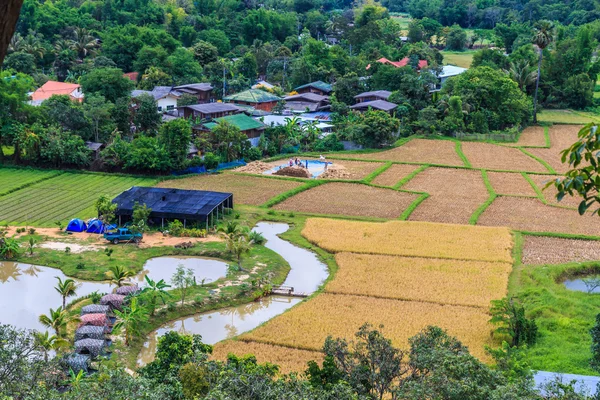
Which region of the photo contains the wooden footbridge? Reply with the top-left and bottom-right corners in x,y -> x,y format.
271,285 -> 309,298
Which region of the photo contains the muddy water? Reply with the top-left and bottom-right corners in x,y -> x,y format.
0,256 -> 229,332
136,222 -> 329,366
137,296 -> 301,366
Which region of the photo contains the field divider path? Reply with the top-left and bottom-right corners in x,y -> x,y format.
261,180 -> 327,208
520,172 -> 577,211
454,141 -> 472,167
519,148 -> 557,174
394,164 -> 429,189
399,192 -> 429,221
470,170 -> 498,225
362,162 -> 393,183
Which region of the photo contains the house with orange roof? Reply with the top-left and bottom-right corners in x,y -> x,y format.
366,57 -> 428,71
29,81 -> 84,106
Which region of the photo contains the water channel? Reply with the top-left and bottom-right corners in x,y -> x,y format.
0,256 -> 229,332
136,222 -> 329,366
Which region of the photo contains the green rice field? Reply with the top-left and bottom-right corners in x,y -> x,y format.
0,169 -> 157,227
441,50 -> 475,68
537,109 -> 600,124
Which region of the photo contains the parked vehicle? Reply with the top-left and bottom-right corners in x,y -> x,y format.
103,228 -> 142,244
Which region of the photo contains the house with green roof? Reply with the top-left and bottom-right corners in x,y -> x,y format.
223,89 -> 281,112
294,81 -> 333,96
200,113 -> 266,146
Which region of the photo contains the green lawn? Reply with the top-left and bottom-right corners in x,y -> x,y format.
536,109 -> 600,124
0,170 -> 157,226
441,50 -> 475,68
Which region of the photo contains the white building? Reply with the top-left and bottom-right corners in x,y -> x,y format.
439,65 -> 468,86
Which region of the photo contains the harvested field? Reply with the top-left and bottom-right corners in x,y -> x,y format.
478,197 -> 600,236
528,174 -> 580,208
402,167 -> 489,224
339,139 -> 464,166
241,293 -> 494,360
371,164 -> 420,186
157,173 -> 304,205
487,172 -> 537,196
211,341 -> 323,374
461,142 -> 548,172
509,126 -> 547,147
273,183 -> 419,219
303,218 -> 513,262
328,253 -> 511,308
522,236 -> 600,265
527,125 -> 582,173
318,160 -> 384,180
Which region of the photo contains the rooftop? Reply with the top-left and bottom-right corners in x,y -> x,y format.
113,186 -> 233,221
371,57 -> 428,70
439,65 -> 469,78
204,113 -> 265,131
284,93 -> 329,102
223,89 -> 281,103
349,99 -> 398,112
31,81 -> 82,102
294,80 -> 333,93
354,90 -> 392,100
174,83 -> 213,92
180,103 -> 242,114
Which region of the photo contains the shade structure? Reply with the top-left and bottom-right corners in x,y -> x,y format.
74,338 -> 108,359
65,218 -> 87,232
64,353 -> 91,374
115,285 -> 139,296
80,304 -> 110,315
78,313 -> 109,328
112,186 -> 233,223
100,294 -> 126,311
75,325 -> 106,341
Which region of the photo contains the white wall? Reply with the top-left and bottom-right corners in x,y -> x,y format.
157,96 -> 178,112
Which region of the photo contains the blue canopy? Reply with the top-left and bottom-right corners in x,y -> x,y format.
66,218 -> 87,232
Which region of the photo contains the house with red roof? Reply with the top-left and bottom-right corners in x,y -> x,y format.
29,81 -> 84,105
367,57 -> 428,70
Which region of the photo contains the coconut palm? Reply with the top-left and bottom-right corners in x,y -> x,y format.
505,60 -> 537,92
38,307 -> 74,337
108,265 -> 134,287
8,32 -> 23,53
55,277 -> 79,309
21,33 -> 45,59
217,221 -> 242,239
225,234 -> 254,268
70,27 -> 98,60
0,237 -> 21,260
53,39 -> 73,54
113,297 -> 148,346
33,331 -> 68,362
532,20 -> 555,123
141,275 -> 171,316
27,237 -> 36,255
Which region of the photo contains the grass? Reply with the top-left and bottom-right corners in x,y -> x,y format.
0,172 -> 156,227
536,109 -> 600,124
0,168 -> 62,196
441,50 -> 475,68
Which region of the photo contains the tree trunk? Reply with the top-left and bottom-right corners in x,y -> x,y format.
0,0 -> 24,64
533,49 -> 543,124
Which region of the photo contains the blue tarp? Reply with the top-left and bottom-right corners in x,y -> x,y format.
66,218 -> 87,232
171,159 -> 246,176
86,219 -> 115,234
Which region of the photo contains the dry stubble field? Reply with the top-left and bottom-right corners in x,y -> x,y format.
522,236 -> 600,265
371,163 -> 420,186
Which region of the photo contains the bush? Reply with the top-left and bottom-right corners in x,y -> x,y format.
244,147 -> 262,161
312,134 -> 344,152
203,152 -> 220,169
249,231 -> 266,245
167,220 -> 184,236
281,144 -> 299,154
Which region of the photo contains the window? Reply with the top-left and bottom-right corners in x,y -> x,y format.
167,105 -> 174,110
157,106 -> 163,111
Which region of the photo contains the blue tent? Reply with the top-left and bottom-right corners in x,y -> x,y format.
66,218 -> 87,233
86,218 -> 104,234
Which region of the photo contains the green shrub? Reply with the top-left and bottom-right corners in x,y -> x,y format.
168,220 -> 184,236
203,152 -> 220,169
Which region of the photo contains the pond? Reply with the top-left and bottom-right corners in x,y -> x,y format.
263,160 -> 332,178
0,256 -> 229,332
137,222 -> 329,365
564,275 -> 600,294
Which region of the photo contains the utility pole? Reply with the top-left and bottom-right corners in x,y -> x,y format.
222,66 -> 226,98
282,56 -> 287,89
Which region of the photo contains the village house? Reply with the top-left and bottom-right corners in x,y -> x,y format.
354,90 -> 392,103
283,92 -> 330,113
172,83 -> 214,103
293,81 -> 333,96
132,82 -> 214,112
223,89 -> 281,112
199,113 -> 266,147
177,103 -> 242,120
29,81 -> 84,106
350,99 -> 398,114
369,57 -> 429,70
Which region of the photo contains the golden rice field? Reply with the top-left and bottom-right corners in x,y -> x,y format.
273,182 -> 419,219
157,173 -> 304,205
487,172 -> 537,197
339,139 -> 464,166
303,218 -> 513,262
240,293 -> 494,361
402,167 -> 489,224
461,142 -> 548,172
327,253 -> 511,308
211,341 -> 323,374
371,163 -> 420,187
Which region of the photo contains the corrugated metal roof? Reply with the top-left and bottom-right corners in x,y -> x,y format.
223,89 -> 281,103
350,100 -> 398,112
294,81 -> 333,93
208,113 -> 265,131
354,90 -> 392,99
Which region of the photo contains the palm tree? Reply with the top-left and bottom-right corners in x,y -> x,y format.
141,275 -> 171,316
108,265 -> 134,287
225,234 -> 254,269
53,39 -> 72,54
8,32 -> 23,53
38,307 -> 73,337
0,236 -> 21,259
55,277 -> 78,309
27,237 -> 36,255
70,27 -> 97,60
505,60 -> 537,92
21,33 -> 45,59
114,297 -> 148,346
217,221 -> 242,239
532,20 -> 555,123
33,331 -> 68,362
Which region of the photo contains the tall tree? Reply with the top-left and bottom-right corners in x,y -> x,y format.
38,307 -> 73,337
108,265 -> 134,287
54,277 -> 78,309
113,297 -> 147,346
158,118 -> 191,170
83,94 -> 114,143
141,275 -> 171,316
532,20 -> 554,123
0,0 -> 24,64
